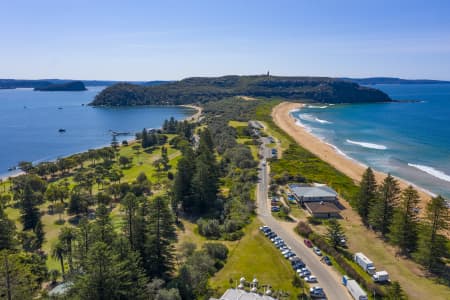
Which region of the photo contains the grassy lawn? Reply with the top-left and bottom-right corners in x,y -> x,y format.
342,218 -> 450,299
228,120 -> 248,128
210,219 -> 303,299
3,140 -> 181,273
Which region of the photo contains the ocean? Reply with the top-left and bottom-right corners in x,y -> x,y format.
291,84 -> 450,199
0,87 -> 194,177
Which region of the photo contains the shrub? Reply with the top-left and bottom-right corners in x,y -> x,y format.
202,243 -> 229,261
296,221 -> 313,237
197,218 -> 221,239
307,216 -> 323,225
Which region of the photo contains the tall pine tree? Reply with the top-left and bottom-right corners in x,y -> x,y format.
368,174 -> 400,236
191,128 -> 219,214
19,183 -> 41,231
388,186 -> 420,254
174,147 -> 195,212
357,167 -> 377,224
143,195 -> 176,278
0,206 -> 16,250
414,195 -> 449,273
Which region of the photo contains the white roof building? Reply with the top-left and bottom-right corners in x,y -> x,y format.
211,289 -> 276,300
289,184 -> 338,203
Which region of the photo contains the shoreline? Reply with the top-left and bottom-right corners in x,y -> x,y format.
0,105 -> 200,182
180,104 -> 202,122
272,102 -> 434,208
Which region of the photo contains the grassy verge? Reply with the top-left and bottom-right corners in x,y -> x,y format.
209,219 -> 303,299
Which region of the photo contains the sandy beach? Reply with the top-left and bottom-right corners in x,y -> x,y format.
181,104 -> 203,122
272,102 -> 433,208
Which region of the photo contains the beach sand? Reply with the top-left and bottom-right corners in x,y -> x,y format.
272,102 -> 433,208
182,104 -> 203,122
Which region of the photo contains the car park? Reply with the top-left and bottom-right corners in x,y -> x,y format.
313,247 -> 322,256
304,239 -> 313,248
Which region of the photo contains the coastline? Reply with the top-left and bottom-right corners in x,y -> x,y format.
0,105 -> 200,182
272,102 -> 434,208
181,104 -> 202,122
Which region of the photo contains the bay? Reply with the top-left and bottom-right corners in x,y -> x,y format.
0,86 -> 194,177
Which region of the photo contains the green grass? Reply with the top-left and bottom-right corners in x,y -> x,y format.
3,140 -> 182,273
210,219 -> 303,299
228,120 -> 248,128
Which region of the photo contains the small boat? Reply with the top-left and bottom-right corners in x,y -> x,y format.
58,107 -> 63,110
8,166 -> 16,171
110,130 -> 130,136
58,128 -> 66,133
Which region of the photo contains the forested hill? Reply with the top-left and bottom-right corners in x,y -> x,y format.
90,75 -> 392,106
34,81 -> 87,91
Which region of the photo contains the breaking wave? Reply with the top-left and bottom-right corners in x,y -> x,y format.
346,139 -> 387,150
408,163 -> 450,183
307,105 -> 328,109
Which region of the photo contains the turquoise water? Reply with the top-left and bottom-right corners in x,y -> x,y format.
0,87 -> 194,177
292,84 -> 450,199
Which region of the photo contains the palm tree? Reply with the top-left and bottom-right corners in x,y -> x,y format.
52,242 -> 66,279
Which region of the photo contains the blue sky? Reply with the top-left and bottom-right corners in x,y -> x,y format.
1,0 -> 450,80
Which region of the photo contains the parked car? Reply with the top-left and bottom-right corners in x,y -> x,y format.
290,256 -> 301,263
286,252 -> 295,259
271,206 -> 280,212
264,230 -> 273,236
298,268 -> 311,277
321,256 -> 332,266
313,247 -> 322,256
271,236 -> 281,242
305,276 -> 317,283
281,249 -> 290,255
304,239 -> 313,248
259,225 -> 269,231
310,286 -> 325,298
267,232 -> 276,238
293,261 -> 306,269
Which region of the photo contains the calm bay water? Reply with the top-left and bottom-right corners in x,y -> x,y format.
0,87 -> 194,177
292,84 -> 450,199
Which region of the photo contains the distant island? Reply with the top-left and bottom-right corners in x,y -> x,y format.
0,79 -> 170,89
90,75 -> 392,106
34,81 -> 87,91
343,77 -> 450,85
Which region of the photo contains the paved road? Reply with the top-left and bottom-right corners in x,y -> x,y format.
256,137 -> 351,300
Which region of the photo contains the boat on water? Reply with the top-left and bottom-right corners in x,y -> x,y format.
109,130 -> 130,136
58,107 -> 63,110
58,128 -> 66,133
